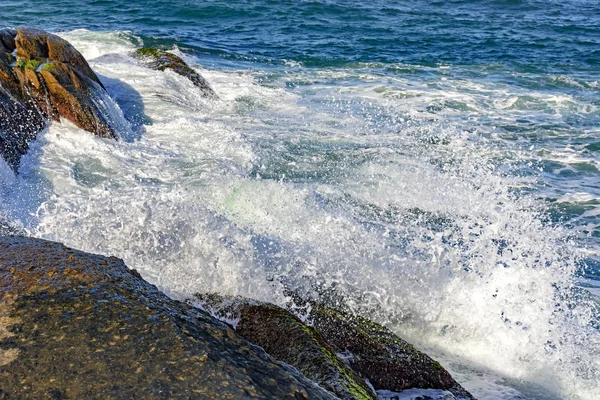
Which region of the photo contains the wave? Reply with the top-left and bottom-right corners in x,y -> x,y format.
0,30 -> 598,399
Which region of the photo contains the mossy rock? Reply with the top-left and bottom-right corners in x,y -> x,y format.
304,302 -> 475,399
196,293 -> 475,400
0,237 -> 337,399
195,293 -> 377,400
133,47 -> 217,98
41,62 -> 56,71
15,59 -> 41,70
135,47 -> 161,58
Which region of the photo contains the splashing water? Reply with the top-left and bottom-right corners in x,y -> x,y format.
0,30 -> 598,399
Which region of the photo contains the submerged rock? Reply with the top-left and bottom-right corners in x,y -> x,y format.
195,294 -> 474,400
0,27 -> 121,170
133,47 -> 217,98
0,237 -> 336,399
196,294 -> 377,400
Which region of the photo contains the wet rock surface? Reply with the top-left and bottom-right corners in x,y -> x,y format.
305,303 -> 474,399
0,237 -> 337,399
195,294 -> 474,400
196,294 -> 377,400
133,48 -> 217,98
0,27 -> 120,170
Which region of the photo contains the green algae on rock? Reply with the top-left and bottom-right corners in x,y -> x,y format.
0,237 -> 337,399
133,47 -> 217,98
196,293 -> 377,400
195,293 -> 475,400
305,303 -> 475,399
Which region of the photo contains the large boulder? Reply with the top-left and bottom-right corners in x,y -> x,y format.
195,294 -> 474,400
0,237 -> 337,399
305,303 -> 474,399
196,294 -> 377,400
0,28 -> 121,170
133,48 -> 217,98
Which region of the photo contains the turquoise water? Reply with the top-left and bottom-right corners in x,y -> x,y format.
2,1 -> 600,399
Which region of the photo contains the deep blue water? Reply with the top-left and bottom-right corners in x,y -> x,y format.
4,0 -> 600,70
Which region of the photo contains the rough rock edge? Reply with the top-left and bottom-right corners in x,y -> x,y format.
0,27 -> 120,171
196,293 -> 377,400
303,301 -> 475,400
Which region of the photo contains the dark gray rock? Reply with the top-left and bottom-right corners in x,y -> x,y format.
133,48 -> 217,98
0,237 -> 336,399
196,293 -> 475,400
0,28 -> 46,170
304,302 -> 475,400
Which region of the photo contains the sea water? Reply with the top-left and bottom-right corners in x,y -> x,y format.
1,1 -> 599,399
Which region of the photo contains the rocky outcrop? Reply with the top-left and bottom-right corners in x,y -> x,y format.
305,303 -> 474,399
195,294 -> 474,400
133,48 -> 217,98
0,237 -> 336,399
196,294 -> 377,400
0,28 -> 121,170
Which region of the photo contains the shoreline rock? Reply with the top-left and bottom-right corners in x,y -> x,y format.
195,294 -> 474,400
0,236 -> 336,399
305,302 -> 474,399
133,47 -> 217,98
0,28 -> 121,171
196,293 -> 377,400
0,30 -> 475,398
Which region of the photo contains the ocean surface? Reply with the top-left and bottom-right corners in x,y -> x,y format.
1,1 -> 600,399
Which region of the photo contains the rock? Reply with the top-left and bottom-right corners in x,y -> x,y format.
133,48 -> 217,98
0,27 -> 121,170
305,302 -> 475,400
196,294 -> 377,400
0,28 -> 46,170
0,236 -> 337,399
196,294 -> 474,400
0,216 -> 25,237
